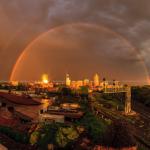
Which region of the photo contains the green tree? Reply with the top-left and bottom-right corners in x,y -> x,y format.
56,126 -> 79,148
77,112 -> 107,143
103,120 -> 136,148
30,131 -> 40,145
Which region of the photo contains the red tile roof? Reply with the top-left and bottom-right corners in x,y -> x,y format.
0,117 -> 18,127
0,116 -> 31,132
0,92 -> 40,105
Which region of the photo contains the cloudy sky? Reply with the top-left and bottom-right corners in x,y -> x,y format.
0,0 -> 150,83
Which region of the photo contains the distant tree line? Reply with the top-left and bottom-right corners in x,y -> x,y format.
132,86 -> 150,107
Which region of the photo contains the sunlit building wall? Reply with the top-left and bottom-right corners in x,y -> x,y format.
42,74 -> 49,84
83,79 -> 90,86
94,73 -> 100,87
76,80 -> 83,88
66,74 -> 71,86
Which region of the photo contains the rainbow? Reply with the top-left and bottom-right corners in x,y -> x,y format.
9,22 -> 150,83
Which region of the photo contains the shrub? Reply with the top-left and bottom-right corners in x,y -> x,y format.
56,126 -> 79,148
132,86 -> 150,107
30,131 -> 40,145
77,112 -> 107,143
103,120 -> 136,148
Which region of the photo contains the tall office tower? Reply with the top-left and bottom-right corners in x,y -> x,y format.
94,73 -> 100,87
42,74 -> 49,84
66,74 -> 71,86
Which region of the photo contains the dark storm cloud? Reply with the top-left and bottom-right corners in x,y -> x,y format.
0,0 -> 150,80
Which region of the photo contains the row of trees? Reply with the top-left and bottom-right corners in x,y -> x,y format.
29,123 -> 81,149
58,86 -> 89,97
132,86 -> 150,107
29,120 -> 136,149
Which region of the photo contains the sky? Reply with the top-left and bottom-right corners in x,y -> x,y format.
0,0 -> 150,83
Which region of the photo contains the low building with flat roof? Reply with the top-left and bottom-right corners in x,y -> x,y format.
60,103 -> 80,110
39,113 -> 64,123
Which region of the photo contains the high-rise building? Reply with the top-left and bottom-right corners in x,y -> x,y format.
77,80 -> 83,88
83,79 -> 90,86
71,81 -> 76,88
66,74 -> 71,86
94,73 -> 100,87
42,74 -> 49,84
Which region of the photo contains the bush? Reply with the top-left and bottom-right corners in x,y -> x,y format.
30,131 -> 40,145
76,112 -> 107,143
29,123 -> 58,149
29,123 -> 81,149
103,120 -> 136,148
56,126 -> 79,148
132,86 -> 150,107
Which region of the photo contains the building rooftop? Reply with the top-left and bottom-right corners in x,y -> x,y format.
0,92 -> 40,105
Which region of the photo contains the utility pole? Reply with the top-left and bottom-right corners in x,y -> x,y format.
125,86 -> 132,115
